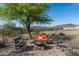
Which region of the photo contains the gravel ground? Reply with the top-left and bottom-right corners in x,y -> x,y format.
0,43 -> 14,56
8,47 -> 66,56
0,34 -> 79,56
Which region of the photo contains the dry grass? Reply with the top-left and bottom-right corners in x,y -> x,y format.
1,29 -> 79,56
41,29 -> 79,35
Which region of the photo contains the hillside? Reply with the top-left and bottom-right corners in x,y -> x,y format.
53,24 -> 79,28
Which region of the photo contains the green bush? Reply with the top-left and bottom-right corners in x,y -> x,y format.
68,49 -> 79,56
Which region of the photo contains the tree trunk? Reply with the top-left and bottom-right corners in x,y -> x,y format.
26,15 -> 32,39
26,26 -> 32,39
17,27 -> 22,37
2,30 -> 5,45
19,28 -> 22,37
20,28 -> 22,37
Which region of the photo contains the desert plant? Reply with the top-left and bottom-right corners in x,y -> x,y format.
48,33 -> 57,44
67,49 -> 79,56
0,3 -> 52,39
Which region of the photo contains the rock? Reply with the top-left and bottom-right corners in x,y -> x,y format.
8,46 -> 66,56
14,37 -> 26,52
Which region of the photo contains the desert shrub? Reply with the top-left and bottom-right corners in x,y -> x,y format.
47,33 -> 57,44
57,32 -> 71,42
0,41 -> 6,48
57,33 -> 65,37
56,33 -> 71,46
57,33 -> 65,43
48,33 -> 56,39
67,49 -> 79,56
64,36 -> 71,41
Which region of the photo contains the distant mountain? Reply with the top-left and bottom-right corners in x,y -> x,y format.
31,26 -> 51,29
53,24 -> 79,28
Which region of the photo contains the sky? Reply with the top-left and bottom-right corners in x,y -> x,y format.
0,3 -> 79,27
48,3 -> 79,26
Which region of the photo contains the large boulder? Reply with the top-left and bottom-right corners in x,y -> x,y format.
14,37 -> 26,52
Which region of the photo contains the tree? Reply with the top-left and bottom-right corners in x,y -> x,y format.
0,3 -> 52,39
1,22 -> 16,43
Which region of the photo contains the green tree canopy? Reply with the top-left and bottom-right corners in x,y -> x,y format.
0,3 -> 53,39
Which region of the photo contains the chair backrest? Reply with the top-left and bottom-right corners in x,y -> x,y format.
33,33 -> 48,42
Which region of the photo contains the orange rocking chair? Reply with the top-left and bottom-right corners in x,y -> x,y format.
33,33 -> 48,46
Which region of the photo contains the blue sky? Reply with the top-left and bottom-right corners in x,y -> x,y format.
0,3 -> 79,27
47,3 -> 79,26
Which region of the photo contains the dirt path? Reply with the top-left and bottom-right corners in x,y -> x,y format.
8,47 -> 66,56
0,43 -> 14,56
27,47 -> 66,56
